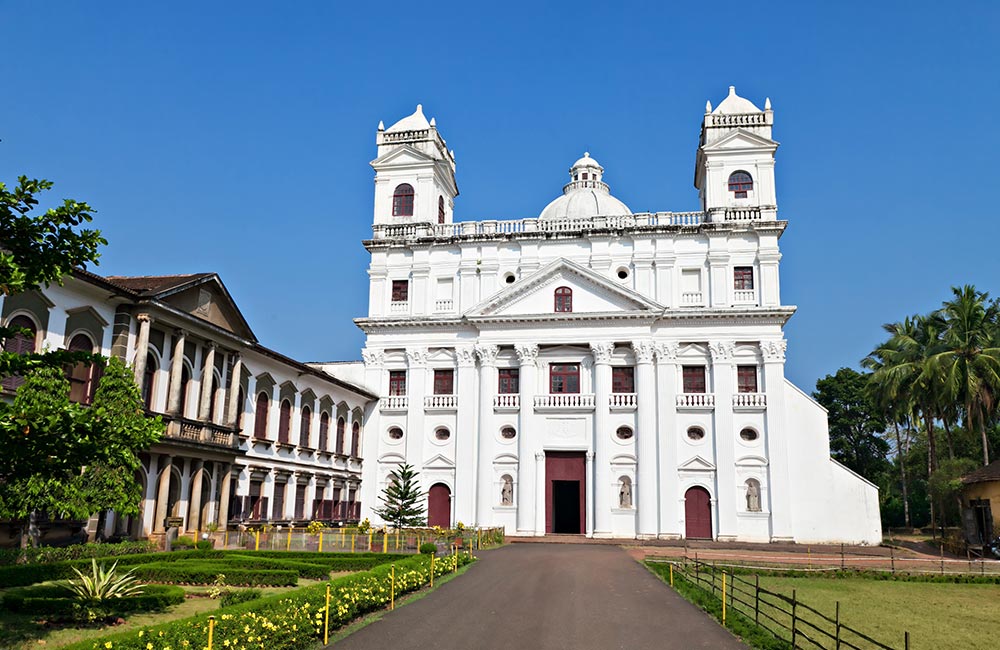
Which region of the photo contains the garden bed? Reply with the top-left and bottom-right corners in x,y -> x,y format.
1,584 -> 185,617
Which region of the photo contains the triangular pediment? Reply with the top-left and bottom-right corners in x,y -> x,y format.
370,144 -> 436,169
156,276 -> 256,341
702,128 -> 778,152
678,456 -> 717,472
424,453 -> 455,470
466,258 -> 663,319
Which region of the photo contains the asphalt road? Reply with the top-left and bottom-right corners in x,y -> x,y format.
332,543 -> 748,650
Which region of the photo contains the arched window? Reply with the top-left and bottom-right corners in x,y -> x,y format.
438,196 -> 445,224
336,417 -> 346,454
351,421 -> 361,457
142,353 -> 158,410
299,405 -> 312,447
278,399 -> 292,444
208,376 -> 220,422
554,286 -> 573,312
2,315 -> 38,392
318,412 -> 330,451
392,183 -> 414,216
67,333 -> 98,405
728,171 -> 753,198
254,393 -> 270,440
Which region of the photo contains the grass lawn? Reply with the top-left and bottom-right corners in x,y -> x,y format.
0,578 -> 332,650
757,576 -> 1000,650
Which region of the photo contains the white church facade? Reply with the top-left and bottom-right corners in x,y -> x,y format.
326,88 -> 882,544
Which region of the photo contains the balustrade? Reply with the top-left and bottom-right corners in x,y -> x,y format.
493,394 -> 520,410
681,291 -> 704,306
725,207 -> 762,221
389,301 -> 409,314
733,393 -> 767,409
534,393 -> 596,409
676,393 -> 716,409
162,415 -> 238,449
733,289 -> 757,304
424,394 -> 458,409
609,393 -> 637,409
434,299 -> 454,312
379,395 -> 409,410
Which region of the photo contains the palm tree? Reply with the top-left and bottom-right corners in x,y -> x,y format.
931,285 -> 1000,466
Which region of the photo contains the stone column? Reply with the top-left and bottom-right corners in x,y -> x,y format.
474,345 -> 499,526
455,346 -> 477,524
206,463 -> 219,527
198,342 -> 217,421
534,451 -> 546,536
515,344 -> 539,535
655,342 -> 681,539
761,340 -> 794,541
166,329 -> 187,415
404,348 -> 427,471
305,475 -> 317,519
590,341 -> 614,538
585,452 -> 595,537
633,340 -> 659,538
711,340 -> 738,541
153,455 -> 173,532
188,460 -> 205,533
217,463 -> 233,527
226,353 -> 243,427
141,455 -> 160,537
131,313 -> 152,385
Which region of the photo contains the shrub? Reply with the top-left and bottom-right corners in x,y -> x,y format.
173,536 -> 196,549
2,584 -> 184,617
0,540 -> 158,566
195,540 -> 213,550
64,559 -> 145,602
220,588 -> 262,608
221,555 -> 331,579
61,552 -> 476,650
420,543 -> 438,555
131,562 -> 298,587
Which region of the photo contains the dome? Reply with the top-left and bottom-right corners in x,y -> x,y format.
385,104 -> 431,132
539,152 -> 632,220
712,86 -> 761,114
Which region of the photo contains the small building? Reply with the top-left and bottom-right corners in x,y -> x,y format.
962,460 -> 1000,547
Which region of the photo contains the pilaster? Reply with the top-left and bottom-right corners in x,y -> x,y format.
761,340 -> 794,541
515,343 -> 539,534
455,346 -> 477,524
590,341 -> 614,538
710,340 -> 738,541
474,345 -> 499,526
655,342 -> 682,539
633,340 -> 659,538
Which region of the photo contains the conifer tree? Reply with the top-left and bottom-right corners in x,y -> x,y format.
373,463 -> 426,530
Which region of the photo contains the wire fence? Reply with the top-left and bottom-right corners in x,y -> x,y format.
201,526 -> 505,554
655,558 -> 911,650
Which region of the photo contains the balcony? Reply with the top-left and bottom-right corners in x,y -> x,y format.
676,393 -> 715,410
733,289 -> 758,305
534,393 -> 596,411
733,393 -> 767,410
389,300 -> 409,315
379,395 -> 409,412
681,291 -> 704,306
425,394 -> 458,410
609,393 -> 637,411
494,394 -> 520,411
434,299 -> 454,313
162,415 -> 239,449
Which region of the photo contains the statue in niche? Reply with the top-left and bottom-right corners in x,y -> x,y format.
619,478 -> 632,509
500,475 -> 513,506
746,480 -> 761,512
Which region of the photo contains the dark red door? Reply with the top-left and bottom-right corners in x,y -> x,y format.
427,483 -> 451,527
545,452 -> 586,534
685,486 -> 712,539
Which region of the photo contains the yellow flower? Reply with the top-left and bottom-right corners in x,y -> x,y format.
105,644 -> 113,649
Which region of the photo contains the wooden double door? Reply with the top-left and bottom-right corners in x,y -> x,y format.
545,452 -> 586,534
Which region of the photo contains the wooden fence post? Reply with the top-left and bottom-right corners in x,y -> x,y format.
890,545 -> 895,574
841,543 -> 845,570
722,572 -> 727,626
791,589 -> 798,648
940,544 -> 945,575
835,601 -> 841,650
754,575 -> 760,624
905,630 -> 910,650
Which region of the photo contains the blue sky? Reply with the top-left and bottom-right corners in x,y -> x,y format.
3,1 -> 998,390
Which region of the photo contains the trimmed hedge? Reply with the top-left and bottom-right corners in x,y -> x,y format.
62,552 -> 475,650
0,541 -> 157,566
222,556 -> 331,580
131,562 -> 298,587
220,588 -> 262,608
1,584 -> 185,617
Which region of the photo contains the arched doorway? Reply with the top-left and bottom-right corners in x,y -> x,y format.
427,483 -> 451,528
684,486 -> 713,539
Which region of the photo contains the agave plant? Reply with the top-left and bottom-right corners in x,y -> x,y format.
63,559 -> 145,602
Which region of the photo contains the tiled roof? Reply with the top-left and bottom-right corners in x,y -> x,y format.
105,273 -> 214,296
962,460 -> 1000,485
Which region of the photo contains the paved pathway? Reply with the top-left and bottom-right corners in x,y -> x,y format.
333,543 -> 747,650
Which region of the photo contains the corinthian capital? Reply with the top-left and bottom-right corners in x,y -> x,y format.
455,346 -> 476,367
474,344 -> 500,366
760,339 -> 787,362
361,348 -> 384,368
654,341 -> 679,363
631,340 -> 656,364
515,344 -> 539,365
589,341 -> 615,365
709,340 -> 735,362
405,347 -> 428,367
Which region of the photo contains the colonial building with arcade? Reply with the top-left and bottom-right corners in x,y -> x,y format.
325,88 -> 882,543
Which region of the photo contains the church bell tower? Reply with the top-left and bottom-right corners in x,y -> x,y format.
371,104 -> 458,226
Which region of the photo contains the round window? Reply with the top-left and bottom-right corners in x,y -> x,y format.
500,426 -> 516,439
388,427 -> 403,440
615,426 -> 634,440
435,427 -> 451,441
687,426 -> 705,441
740,428 -> 759,442
616,268 -> 629,280
504,274 -> 516,284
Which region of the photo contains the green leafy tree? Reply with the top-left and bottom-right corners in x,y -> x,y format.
1,176 -> 105,377
813,368 -> 890,481
373,463 -> 426,530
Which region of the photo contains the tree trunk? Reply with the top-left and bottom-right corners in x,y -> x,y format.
894,422 -> 911,529
924,410 -> 938,473
972,401 -> 991,466
939,413 -> 955,460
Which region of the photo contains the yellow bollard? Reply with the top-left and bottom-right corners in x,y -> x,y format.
319,531 -> 324,553
351,534 -> 355,553
478,528 -> 482,550
453,544 -> 457,572
368,532 -> 373,551
430,553 -> 435,587
669,563 -> 674,586
287,527 -> 292,551
391,564 -> 396,610
323,584 -> 331,645
207,615 -> 216,650
722,572 -> 727,626
224,528 -> 229,548
255,530 -> 260,551
341,528 -> 345,548
395,531 -> 400,550
383,532 -> 388,554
